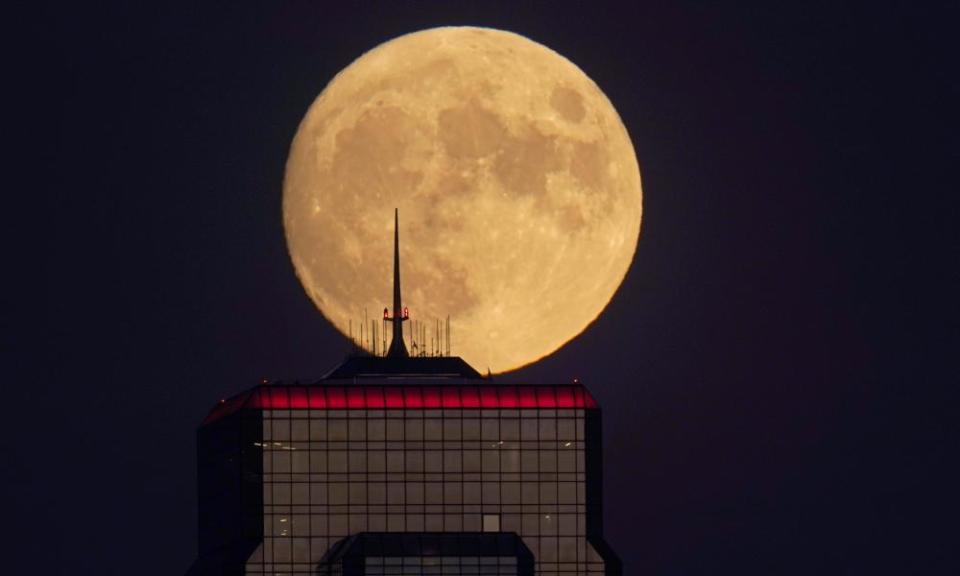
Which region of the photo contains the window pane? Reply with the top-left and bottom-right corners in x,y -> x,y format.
329,451 -> 347,473
406,482 -> 424,504
481,418 -> 499,440
387,482 -> 405,505
309,483 -> 326,504
425,450 -> 442,472
349,451 -> 366,473
369,482 -> 386,504
349,482 -> 366,504
405,419 -> 423,441
309,420 -> 326,441
521,419 -> 538,440
463,419 -> 480,440
539,450 -> 557,472
368,451 -> 385,472
328,420 -> 347,441
443,419 -> 462,440
539,418 -> 557,440
463,450 -> 481,472
368,419 -> 385,440
482,482 -> 500,504
501,418 -> 519,440
501,450 -> 520,473
482,450 -> 500,472
329,483 -> 347,505
387,451 -> 404,473
405,451 -> 423,471
348,420 -> 365,441
291,420 -> 308,441
292,483 -> 309,504
502,482 -> 521,504
540,482 -> 557,504
292,451 -> 309,473
424,419 -> 442,440
425,482 -> 443,504
464,482 -> 481,504
387,419 -> 404,440
444,482 -> 462,504
443,450 -> 462,473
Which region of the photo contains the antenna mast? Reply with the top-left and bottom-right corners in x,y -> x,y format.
386,209 -> 409,358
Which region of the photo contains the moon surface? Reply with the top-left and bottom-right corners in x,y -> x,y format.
284,27 -> 642,373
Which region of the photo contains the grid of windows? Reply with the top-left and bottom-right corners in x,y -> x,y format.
246,406 -> 608,575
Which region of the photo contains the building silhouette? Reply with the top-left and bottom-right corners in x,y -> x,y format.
186,211 -> 621,575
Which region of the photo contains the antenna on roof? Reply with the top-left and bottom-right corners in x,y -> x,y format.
385,209 -> 409,357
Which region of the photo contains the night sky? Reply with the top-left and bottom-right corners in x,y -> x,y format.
17,2 -> 956,574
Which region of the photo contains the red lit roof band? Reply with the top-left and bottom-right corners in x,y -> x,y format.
203,384 -> 598,424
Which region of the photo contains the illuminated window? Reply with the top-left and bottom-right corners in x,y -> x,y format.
482,513 -> 500,532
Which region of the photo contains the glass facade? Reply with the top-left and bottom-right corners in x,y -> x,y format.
187,381 -> 619,576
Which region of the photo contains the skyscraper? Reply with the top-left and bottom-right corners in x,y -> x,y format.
186,212 -> 621,575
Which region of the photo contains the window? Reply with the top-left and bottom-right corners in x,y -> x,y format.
328,420 -> 347,441
481,418 -> 499,440
424,419 -> 442,440
463,419 -> 480,440
482,514 -> 500,532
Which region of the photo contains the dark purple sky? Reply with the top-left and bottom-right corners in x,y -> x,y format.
16,2 -> 956,574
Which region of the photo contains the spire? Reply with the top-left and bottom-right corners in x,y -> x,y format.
386,208 -> 409,357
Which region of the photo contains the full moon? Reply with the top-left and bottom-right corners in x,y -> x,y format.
284,27 -> 642,373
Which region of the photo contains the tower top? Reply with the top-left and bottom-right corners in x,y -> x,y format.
386,209 -> 409,358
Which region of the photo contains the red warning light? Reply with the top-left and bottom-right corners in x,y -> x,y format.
403,307 -> 409,319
